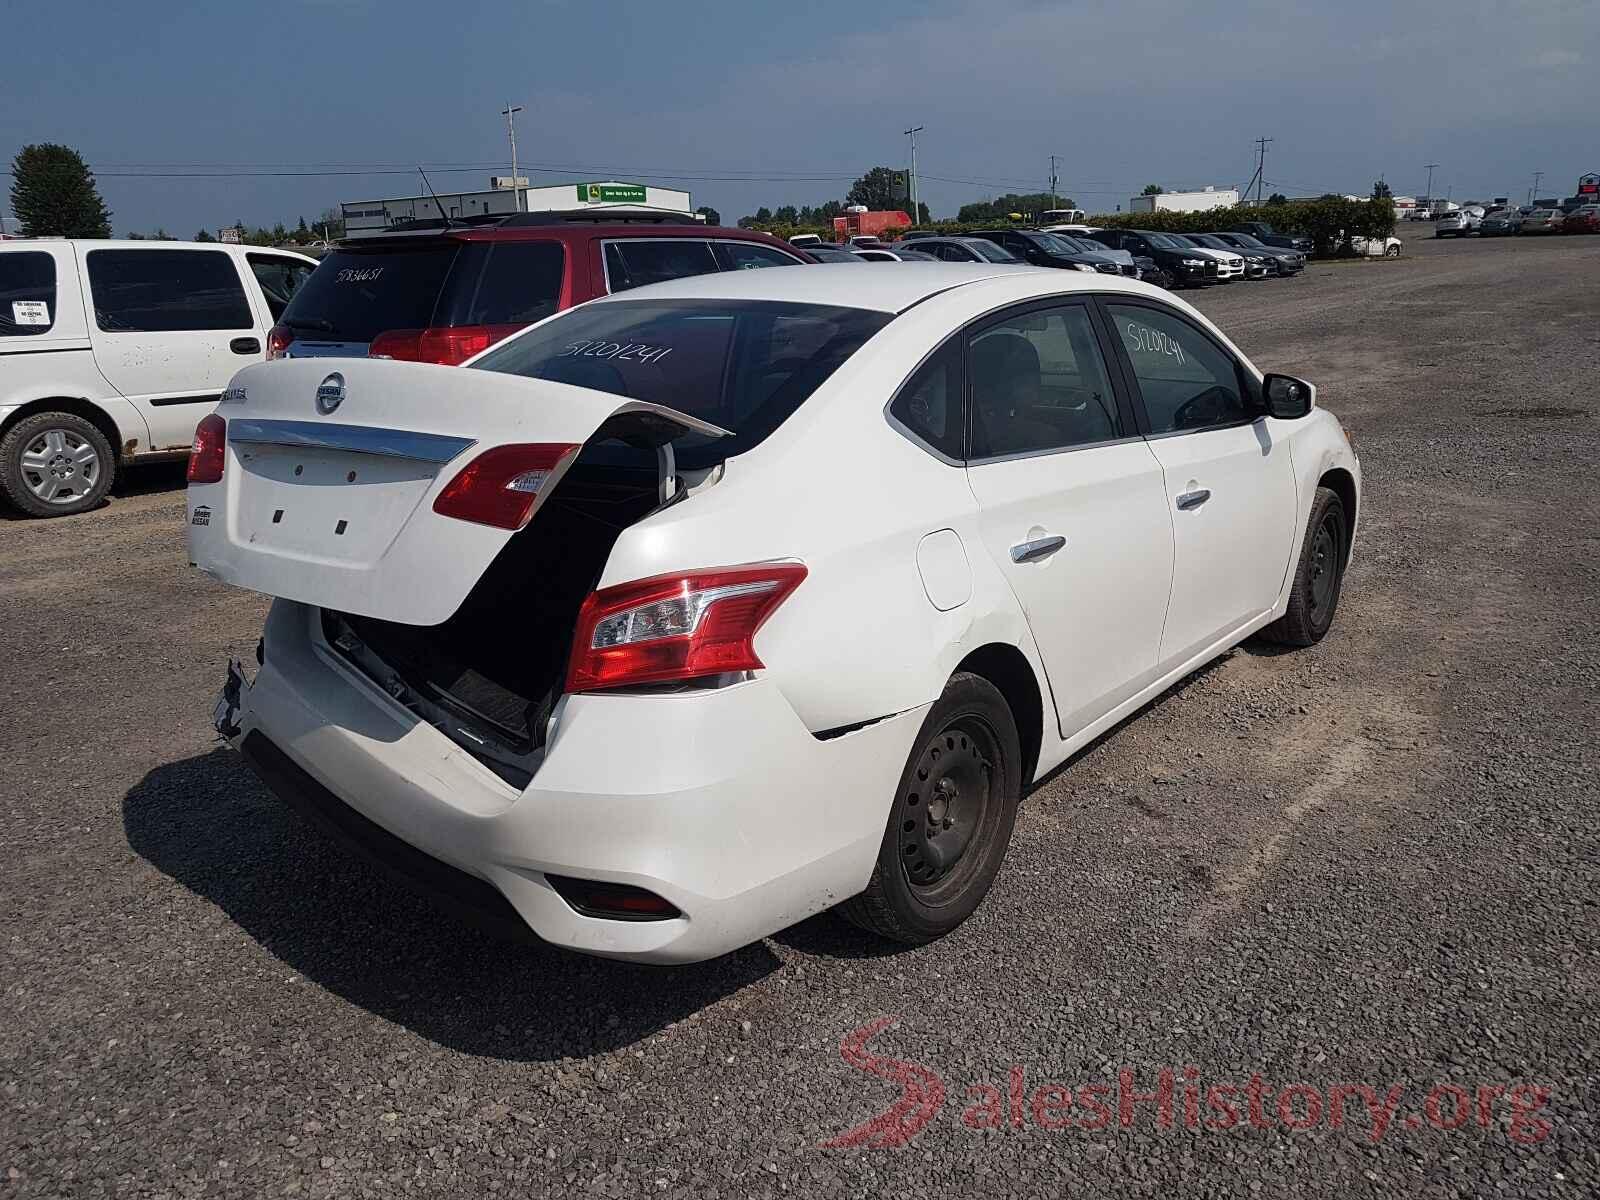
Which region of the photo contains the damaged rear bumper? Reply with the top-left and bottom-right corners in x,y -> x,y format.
216,600 -> 927,964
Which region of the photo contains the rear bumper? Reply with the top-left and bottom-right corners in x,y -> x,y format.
221,600 -> 926,963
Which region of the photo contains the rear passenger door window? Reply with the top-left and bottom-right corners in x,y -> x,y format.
967,303 -> 1122,458
603,240 -> 719,293
439,241 -> 566,327
0,251 -> 56,336
1103,302 -> 1252,433
86,249 -> 253,332
712,241 -> 803,271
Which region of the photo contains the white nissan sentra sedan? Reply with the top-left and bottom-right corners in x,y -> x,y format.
187,263 -> 1359,963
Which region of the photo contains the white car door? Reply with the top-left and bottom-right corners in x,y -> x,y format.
1101,299 -> 1299,669
960,300 -> 1174,738
80,244 -> 267,452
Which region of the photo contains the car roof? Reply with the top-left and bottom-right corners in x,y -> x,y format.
587,261 -> 1145,314
0,238 -> 315,258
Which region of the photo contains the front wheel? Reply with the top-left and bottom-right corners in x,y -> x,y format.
839,673 -> 1023,945
1261,486 -> 1348,647
0,411 -> 116,518
1384,244 -> 1401,257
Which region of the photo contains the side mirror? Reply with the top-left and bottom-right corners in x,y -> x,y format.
1262,373 -> 1315,419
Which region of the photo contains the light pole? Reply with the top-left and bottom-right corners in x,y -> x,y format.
904,125 -> 924,220
502,102 -> 525,212
1530,171 -> 1544,204
1423,163 -> 1439,204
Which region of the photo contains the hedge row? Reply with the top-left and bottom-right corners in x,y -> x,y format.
746,198 -> 1395,258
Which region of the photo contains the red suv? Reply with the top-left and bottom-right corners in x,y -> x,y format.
267,212 -> 808,365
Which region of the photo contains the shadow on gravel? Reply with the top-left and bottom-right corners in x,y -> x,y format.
123,747 -> 779,1061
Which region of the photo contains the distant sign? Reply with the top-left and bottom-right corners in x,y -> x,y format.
219,227 -> 242,244
580,183 -> 647,204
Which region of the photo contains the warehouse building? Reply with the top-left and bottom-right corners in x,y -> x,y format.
341,179 -> 695,232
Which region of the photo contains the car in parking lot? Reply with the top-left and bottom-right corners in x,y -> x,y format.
0,238 -> 318,517
1165,234 -> 1252,280
1084,229 -> 1219,288
1560,205 -> 1600,234
190,262 -> 1358,963
1228,221 -> 1313,253
1519,208 -> 1565,235
904,236 -> 1024,264
269,210 -> 807,365
1204,231 -> 1306,274
1478,210 -> 1523,236
1435,208 -> 1484,237
852,247 -> 938,261
964,229 -> 1127,275
794,244 -> 867,263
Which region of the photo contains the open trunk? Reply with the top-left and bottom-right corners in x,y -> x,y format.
324,454 -> 669,785
187,357 -> 729,786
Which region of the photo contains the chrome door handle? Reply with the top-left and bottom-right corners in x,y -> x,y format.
1176,488 -> 1212,511
1010,534 -> 1066,563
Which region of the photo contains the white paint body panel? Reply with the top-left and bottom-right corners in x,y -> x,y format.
201,264 -> 1361,962
0,240 -> 316,459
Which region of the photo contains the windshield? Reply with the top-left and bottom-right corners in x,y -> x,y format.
1141,233 -> 1182,249
1164,235 -> 1200,248
471,299 -> 891,468
1226,233 -> 1266,248
1029,233 -> 1080,256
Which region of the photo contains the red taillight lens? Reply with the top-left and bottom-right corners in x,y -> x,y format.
566,564 -> 807,693
369,324 -> 521,366
265,324 -> 294,360
187,414 -> 227,484
431,442 -> 581,530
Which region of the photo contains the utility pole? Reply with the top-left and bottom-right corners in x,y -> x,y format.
1423,163 -> 1439,204
1530,171 -> 1544,204
904,125 -> 924,220
1252,136 -> 1273,206
1049,154 -> 1059,209
502,102 -> 524,212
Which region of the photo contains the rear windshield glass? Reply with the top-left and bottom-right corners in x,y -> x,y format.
471,299 -> 892,468
280,244 -> 461,342
0,251 -> 56,337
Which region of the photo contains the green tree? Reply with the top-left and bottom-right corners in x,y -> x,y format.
193,228 -> 216,242
9,143 -> 112,237
916,201 -> 932,223
1371,179 -> 1393,200
1268,192 -> 1288,205
847,167 -> 900,211
773,205 -> 798,224
1141,183 -> 1164,196
695,205 -> 721,226
754,205 -> 773,223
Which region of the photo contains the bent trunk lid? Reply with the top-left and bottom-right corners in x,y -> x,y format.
186,357 -> 726,625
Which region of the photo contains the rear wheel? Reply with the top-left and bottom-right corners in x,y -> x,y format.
1261,486 -> 1348,647
0,411 -> 115,518
840,673 -> 1023,945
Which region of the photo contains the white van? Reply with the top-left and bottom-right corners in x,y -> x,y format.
0,239 -> 318,517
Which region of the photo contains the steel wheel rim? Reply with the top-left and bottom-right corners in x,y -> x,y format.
1308,514 -> 1340,614
899,716 -> 998,906
20,428 -> 101,505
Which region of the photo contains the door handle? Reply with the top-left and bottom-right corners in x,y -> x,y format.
1176,488 -> 1211,511
1010,534 -> 1066,563
230,337 -> 262,355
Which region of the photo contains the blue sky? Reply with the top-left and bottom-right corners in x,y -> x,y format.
4,0 -> 1597,235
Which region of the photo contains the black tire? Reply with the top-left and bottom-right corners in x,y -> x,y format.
839,672 -> 1023,945
1260,486 -> 1348,647
0,411 -> 116,518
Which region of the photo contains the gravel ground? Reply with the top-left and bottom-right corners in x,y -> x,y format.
3,230 -> 1598,1198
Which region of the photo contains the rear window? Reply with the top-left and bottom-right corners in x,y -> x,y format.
86,249 -> 253,332
279,244 -> 460,343
0,251 -> 56,337
471,298 -> 892,467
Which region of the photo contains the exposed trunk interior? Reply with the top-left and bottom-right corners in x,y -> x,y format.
323,444 -> 672,787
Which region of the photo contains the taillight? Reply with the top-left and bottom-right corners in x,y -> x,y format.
369,324 -> 521,366
187,414 -> 227,484
431,442 -> 580,530
566,564 -> 807,693
265,324 -> 294,360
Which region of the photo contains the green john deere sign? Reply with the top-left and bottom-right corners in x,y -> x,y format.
580,183 -> 648,204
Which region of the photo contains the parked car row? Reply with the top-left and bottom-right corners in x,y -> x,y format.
1436,203 -> 1600,237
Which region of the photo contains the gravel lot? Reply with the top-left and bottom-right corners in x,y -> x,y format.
3,231 -> 1598,1198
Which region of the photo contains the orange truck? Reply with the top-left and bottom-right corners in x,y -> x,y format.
832,208 -> 912,243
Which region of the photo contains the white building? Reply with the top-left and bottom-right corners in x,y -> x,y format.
1128,186 -> 1240,214
341,179 -> 695,232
